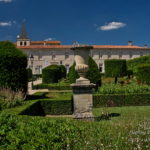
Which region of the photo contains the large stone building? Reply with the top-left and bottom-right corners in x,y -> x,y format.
16,25 -> 150,74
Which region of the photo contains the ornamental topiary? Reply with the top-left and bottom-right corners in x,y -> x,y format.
0,41 -> 27,93
105,59 -> 127,84
42,65 -> 61,83
59,65 -> 66,79
136,64 -> 150,85
68,57 -> 101,86
86,56 -> 101,84
27,68 -> 32,81
127,54 -> 150,73
67,62 -> 79,83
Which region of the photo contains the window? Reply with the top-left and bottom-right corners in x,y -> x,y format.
52,52 -> 56,60
119,51 -> 122,59
60,60 -> 63,65
38,55 -> 42,60
35,65 -> 42,74
65,52 -> 69,59
24,41 -> 27,46
20,41 -> 23,46
99,63 -> 103,72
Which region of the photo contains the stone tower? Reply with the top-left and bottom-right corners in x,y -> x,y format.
16,24 -> 31,46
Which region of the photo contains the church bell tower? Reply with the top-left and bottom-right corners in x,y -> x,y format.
16,24 -> 31,46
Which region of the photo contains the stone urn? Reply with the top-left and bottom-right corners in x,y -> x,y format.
71,45 -> 95,120
71,45 -> 93,84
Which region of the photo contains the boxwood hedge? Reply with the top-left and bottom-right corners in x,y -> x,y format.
0,41 -> 27,93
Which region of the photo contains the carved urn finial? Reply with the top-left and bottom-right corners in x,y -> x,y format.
71,44 -> 93,84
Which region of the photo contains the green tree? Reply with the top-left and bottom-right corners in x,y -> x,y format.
136,64 -> 150,85
42,65 -> 61,83
0,41 -> 27,93
105,59 -> 127,84
86,56 -> 101,84
67,63 -> 79,83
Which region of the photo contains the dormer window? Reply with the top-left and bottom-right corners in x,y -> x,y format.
24,41 -> 27,46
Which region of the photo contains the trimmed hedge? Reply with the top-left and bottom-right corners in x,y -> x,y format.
93,93 -> 150,107
86,57 -> 101,84
67,62 -> 79,83
33,83 -> 71,90
136,64 -> 150,84
42,65 -> 61,83
0,41 -> 27,93
40,100 -> 73,115
105,59 -> 127,83
20,101 -> 45,116
59,65 -> 67,79
27,68 -> 32,81
20,99 -> 73,116
127,54 -> 150,73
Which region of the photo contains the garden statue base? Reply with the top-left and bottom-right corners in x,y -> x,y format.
71,79 -> 95,121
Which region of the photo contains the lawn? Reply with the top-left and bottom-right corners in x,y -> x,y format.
1,100 -> 150,150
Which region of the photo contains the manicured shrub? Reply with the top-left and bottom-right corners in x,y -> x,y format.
127,54 -> 150,73
67,62 -> 79,83
86,57 -> 101,84
68,57 -> 101,85
59,65 -> 66,79
0,41 -> 27,93
27,68 -> 32,81
42,65 -> 61,83
33,83 -> 71,90
20,100 -> 73,116
105,59 -> 127,83
93,93 -> 150,107
136,64 -> 150,85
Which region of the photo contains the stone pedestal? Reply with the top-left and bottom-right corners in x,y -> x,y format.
71,79 -> 95,120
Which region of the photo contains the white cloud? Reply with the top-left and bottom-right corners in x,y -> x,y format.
99,22 -> 126,31
0,21 -> 16,27
0,0 -> 13,3
44,37 -> 55,41
0,21 -> 12,26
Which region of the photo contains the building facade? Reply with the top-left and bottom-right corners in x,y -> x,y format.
16,26 -> 150,74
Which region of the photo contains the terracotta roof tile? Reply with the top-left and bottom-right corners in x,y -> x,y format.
17,45 -> 150,50
31,41 -> 61,44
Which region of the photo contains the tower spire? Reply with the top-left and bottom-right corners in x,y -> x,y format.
19,24 -> 28,39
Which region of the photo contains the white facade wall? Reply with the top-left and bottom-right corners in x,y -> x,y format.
21,48 -> 150,74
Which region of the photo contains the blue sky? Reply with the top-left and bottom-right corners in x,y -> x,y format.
0,0 -> 150,46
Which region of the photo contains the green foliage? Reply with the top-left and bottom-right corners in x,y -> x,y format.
127,54 -> 150,73
86,57 -> 101,84
20,100 -> 73,116
0,88 -> 25,110
105,59 -> 127,77
68,57 -> 101,84
93,93 -> 150,107
59,65 -> 67,79
136,64 -> 150,84
33,83 -> 71,90
0,41 -> 27,93
42,65 -> 61,83
67,62 -> 79,83
1,107 -> 150,150
27,68 -> 32,81
97,83 -> 150,94
105,59 -> 127,83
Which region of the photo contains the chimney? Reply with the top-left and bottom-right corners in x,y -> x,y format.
128,41 -> 133,46
144,44 -> 148,48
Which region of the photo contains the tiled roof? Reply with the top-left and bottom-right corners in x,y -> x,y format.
17,45 -> 150,50
31,41 -> 61,44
